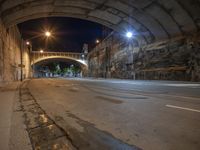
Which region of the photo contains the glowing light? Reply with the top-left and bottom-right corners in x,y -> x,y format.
96,39 -> 100,44
26,41 -> 30,45
45,31 -> 51,37
126,32 -> 133,38
40,49 -> 44,53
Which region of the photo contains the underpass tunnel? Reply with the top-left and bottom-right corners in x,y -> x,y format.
32,58 -> 87,78
0,1 -> 200,150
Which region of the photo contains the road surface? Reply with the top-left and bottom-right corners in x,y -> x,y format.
19,78 -> 200,150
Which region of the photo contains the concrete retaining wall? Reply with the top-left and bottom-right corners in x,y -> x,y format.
88,32 -> 200,81
0,19 -> 31,84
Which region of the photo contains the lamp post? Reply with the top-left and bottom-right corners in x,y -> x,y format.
25,30 -> 52,79
20,40 -> 24,81
126,31 -> 136,80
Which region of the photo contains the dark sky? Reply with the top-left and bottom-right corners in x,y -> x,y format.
18,17 -> 110,52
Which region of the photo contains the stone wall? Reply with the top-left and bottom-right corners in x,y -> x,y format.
0,19 -> 31,84
88,32 -> 200,81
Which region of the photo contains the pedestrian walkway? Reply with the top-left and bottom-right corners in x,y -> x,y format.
0,82 -> 19,150
0,82 -> 32,150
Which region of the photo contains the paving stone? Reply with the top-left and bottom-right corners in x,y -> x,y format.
34,137 -> 75,150
29,124 -> 65,146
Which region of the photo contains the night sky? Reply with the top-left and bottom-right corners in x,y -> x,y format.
18,17 -> 110,52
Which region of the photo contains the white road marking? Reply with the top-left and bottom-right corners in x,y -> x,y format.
166,104 -> 200,113
163,84 -> 200,87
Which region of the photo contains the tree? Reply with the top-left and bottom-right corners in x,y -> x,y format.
54,64 -> 61,75
71,66 -> 80,76
48,63 -> 58,73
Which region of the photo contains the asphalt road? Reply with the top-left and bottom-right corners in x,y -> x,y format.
24,78 -> 200,150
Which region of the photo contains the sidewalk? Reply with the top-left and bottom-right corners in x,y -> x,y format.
0,82 -> 19,150
0,82 -> 32,150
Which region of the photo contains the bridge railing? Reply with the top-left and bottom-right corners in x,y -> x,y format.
31,51 -> 82,60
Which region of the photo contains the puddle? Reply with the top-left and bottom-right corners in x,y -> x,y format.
39,114 -> 48,123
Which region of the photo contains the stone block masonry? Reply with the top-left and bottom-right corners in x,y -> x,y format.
88,32 -> 200,81
0,19 -> 31,84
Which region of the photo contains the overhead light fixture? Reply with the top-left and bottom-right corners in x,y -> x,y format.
126,31 -> 133,38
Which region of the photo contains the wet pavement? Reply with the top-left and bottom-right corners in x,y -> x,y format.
19,81 -> 76,150
20,80 -> 139,150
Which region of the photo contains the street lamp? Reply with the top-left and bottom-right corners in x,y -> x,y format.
126,31 -> 133,39
96,39 -> 100,44
81,54 -> 85,59
26,41 -> 30,45
25,31 -> 52,48
125,31 -> 136,79
45,31 -> 51,37
25,30 -> 52,79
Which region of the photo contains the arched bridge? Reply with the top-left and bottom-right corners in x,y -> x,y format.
31,51 -> 88,66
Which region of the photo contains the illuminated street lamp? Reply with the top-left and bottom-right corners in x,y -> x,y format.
45,31 -> 51,37
81,54 -> 85,59
96,39 -> 100,44
126,31 -> 133,38
40,49 -> 44,53
26,41 -> 30,45
126,31 -> 135,79
26,31 -> 52,47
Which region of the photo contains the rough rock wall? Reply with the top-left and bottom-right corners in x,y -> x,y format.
88,33 -> 200,81
0,20 -> 30,84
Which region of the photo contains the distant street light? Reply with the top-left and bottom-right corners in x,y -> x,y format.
40,49 -> 44,53
81,54 -> 85,59
96,39 -> 100,44
26,41 -> 30,45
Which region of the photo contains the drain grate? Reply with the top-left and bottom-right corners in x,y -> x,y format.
19,83 -> 76,150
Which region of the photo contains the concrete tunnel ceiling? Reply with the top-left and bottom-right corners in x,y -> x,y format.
0,0 -> 200,46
